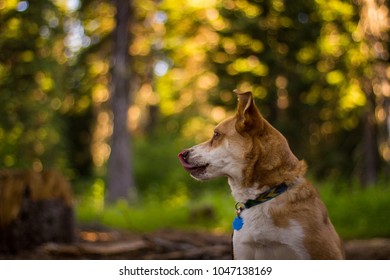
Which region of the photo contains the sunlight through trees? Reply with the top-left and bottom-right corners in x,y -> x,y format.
0,0 -> 388,193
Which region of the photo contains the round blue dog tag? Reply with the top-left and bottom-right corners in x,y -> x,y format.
233,216 -> 244,231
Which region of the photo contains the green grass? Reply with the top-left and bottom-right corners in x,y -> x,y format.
75,177 -> 390,239
76,182 -> 235,233
319,181 -> 390,239
74,175 -> 235,233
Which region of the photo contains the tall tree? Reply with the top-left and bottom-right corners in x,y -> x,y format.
357,0 -> 390,186
107,0 -> 135,202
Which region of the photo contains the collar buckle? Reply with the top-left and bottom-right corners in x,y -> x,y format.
235,202 -> 245,216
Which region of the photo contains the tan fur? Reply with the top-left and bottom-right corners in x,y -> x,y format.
179,91 -> 344,259
269,179 -> 344,259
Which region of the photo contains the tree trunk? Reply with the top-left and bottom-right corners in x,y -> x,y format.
357,0 -> 390,186
107,0 -> 135,203
0,170 -> 74,253
361,105 -> 377,186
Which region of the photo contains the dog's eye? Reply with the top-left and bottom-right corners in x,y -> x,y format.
211,131 -> 221,146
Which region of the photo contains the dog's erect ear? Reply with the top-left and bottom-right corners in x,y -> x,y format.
234,90 -> 264,136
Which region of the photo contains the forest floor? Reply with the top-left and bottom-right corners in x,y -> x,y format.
1,225 -> 390,260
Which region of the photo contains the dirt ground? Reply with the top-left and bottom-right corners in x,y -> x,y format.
1,226 -> 390,260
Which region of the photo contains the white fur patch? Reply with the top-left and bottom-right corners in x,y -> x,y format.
233,205 -> 310,260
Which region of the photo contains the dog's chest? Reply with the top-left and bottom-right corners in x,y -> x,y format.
232,205 -> 310,259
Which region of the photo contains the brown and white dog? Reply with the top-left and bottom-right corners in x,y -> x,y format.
178,91 -> 344,259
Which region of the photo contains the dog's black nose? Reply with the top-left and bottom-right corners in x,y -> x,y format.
178,149 -> 190,162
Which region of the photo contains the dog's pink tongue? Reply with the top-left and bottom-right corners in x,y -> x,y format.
178,150 -> 195,170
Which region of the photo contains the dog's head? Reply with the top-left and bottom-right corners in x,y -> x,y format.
178,91 -> 303,187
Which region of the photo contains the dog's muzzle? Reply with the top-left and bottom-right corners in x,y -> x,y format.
178,149 -> 209,175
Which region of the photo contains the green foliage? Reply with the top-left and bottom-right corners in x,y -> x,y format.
75,178 -> 234,233
77,197 -> 191,232
0,0 -> 68,171
76,176 -> 390,238
1,0 -> 389,180
319,180 -> 390,239
156,0 -> 389,180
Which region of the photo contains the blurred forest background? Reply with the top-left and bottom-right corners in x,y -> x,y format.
0,0 -> 389,239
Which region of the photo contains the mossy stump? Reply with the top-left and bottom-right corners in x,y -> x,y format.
0,170 -> 75,253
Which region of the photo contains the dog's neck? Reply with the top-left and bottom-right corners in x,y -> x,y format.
228,177 -> 269,203
228,155 -> 308,203
228,176 -> 303,203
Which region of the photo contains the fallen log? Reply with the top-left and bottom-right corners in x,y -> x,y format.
41,239 -> 150,256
